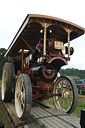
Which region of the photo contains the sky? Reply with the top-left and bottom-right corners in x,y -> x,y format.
0,0 -> 85,69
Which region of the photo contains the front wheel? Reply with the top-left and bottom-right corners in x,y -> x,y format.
53,76 -> 78,114
15,74 -> 32,121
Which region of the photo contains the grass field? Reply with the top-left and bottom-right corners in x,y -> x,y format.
73,95 -> 85,117
0,103 -> 12,128
45,95 -> 85,117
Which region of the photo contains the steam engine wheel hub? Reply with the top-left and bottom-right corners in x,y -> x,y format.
17,92 -> 21,100
39,64 -> 57,82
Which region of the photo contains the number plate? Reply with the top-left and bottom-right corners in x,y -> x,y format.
54,41 -> 63,49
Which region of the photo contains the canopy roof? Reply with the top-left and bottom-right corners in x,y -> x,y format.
5,14 -> 85,57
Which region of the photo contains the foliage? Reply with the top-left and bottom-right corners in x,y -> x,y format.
60,68 -> 85,79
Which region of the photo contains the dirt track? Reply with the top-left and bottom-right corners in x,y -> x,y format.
78,95 -> 85,103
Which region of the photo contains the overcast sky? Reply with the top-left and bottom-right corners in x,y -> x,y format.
0,0 -> 85,69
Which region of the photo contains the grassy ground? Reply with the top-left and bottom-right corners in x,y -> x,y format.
0,103 -> 12,128
45,95 -> 85,117
73,95 -> 85,117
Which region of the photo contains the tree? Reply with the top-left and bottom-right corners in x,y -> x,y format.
60,68 -> 85,79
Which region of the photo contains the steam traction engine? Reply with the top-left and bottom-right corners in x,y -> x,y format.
1,14 -> 85,120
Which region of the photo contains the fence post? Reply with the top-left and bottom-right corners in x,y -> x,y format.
80,109 -> 85,128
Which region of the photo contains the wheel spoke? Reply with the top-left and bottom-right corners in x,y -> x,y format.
21,91 -> 25,101
64,96 -> 72,104
59,96 -> 64,108
56,96 -> 61,101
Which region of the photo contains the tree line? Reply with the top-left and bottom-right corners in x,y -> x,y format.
60,68 -> 85,79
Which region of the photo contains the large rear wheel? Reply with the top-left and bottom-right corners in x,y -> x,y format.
53,76 -> 78,113
15,74 -> 32,121
1,62 -> 15,102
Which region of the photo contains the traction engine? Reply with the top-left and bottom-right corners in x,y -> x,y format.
2,14 -> 84,121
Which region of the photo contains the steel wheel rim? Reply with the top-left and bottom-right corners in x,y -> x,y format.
2,65 -> 6,100
53,77 -> 73,112
15,75 -> 25,118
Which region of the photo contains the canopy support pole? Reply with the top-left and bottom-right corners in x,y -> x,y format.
43,23 -> 47,56
68,29 -> 70,58
21,37 -> 34,52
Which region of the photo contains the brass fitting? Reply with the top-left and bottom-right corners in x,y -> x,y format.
68,29 -> 70,57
